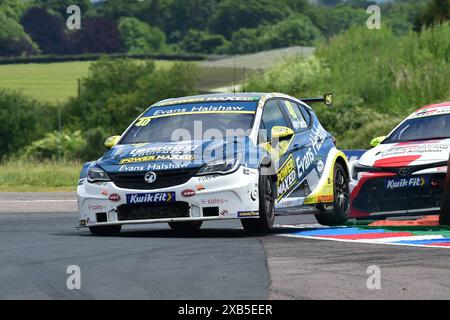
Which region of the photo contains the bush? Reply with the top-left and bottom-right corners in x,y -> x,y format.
305,4 -> 368,38
0,12 -> 39,56
209,0 -> 291,39
0,89 -> 55,157
229,14 -> 321,54
67,17 -> 125,54
0,0 -> 32,21
181,30 -> 229,54
22,130 -> 85,160
21,7 -> 67,54
119,17 -> 166,54
416,0 -> 450,29
247,55 -> 327,93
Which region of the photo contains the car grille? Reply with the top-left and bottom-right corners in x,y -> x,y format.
117,202 -> 190,221
353,174 -> 445,213
109,168 -> 199,190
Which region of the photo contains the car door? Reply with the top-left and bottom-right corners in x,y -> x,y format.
258,99 -> 299,204
276,99 -> 316,203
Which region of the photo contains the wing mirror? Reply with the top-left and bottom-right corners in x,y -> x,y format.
271,126 -> 294,141
370,136 -> 387,148
104,135 -> 121,149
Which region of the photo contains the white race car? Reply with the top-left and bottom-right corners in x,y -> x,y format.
78,93 -> 351,235
350,102 -> 450,219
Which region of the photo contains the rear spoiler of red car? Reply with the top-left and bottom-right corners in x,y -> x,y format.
300,93 -> 333,107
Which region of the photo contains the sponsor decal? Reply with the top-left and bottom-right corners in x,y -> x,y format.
181,189 -> 196,197
237,211 -> 259,218
155,96 -> 258,107
379,143 -> 450,158
129,144 -> 198,157
296,125 -> 327,177
220,209 -> 229,216
134,101 -> 258,125
119,154 -> 194,164
411,106 -> 450,119
196,185 -> 205,191
108,194 -> 121,202
316,194 -> 334,203
87,204 -> 107,212
198,175 -> 219,182
384,176 -> 429,190
101,189 -> 109,196
201,198 -> 229,205
126,192 -> 175,204
277,155 -> 297,200
118,162 -> 190,172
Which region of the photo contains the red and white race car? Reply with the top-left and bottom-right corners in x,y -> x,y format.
349,102 -> 450,219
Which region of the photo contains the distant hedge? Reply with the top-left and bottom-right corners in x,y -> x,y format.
0,52 -> 208,65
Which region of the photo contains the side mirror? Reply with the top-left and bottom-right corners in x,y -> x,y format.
370,136 -> 387,148
271,126 -> 294,141
104,135 -> 121,149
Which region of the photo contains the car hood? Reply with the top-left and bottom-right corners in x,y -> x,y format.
97,138 -> 256,173
359,138 -> 450,168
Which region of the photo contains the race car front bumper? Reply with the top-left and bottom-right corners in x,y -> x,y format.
349,166 -> 447,218
77,166 -> 260,228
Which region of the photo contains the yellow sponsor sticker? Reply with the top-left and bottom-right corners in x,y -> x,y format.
119,154 -> 194,164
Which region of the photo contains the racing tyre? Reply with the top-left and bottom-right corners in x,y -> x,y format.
89,225 -> 122,236
315,162 -> 350,226
241,174 -> 275,233
168,221 -> 202,233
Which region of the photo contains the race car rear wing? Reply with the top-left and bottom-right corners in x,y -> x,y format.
300,93 -> 333,107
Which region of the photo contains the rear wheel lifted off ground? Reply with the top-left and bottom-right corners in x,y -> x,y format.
241,173 -> 275,233
315,162 -> 350,226
89,225 -> 122,236
168,221 -> 203,233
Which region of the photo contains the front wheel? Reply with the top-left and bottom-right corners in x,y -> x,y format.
241,174 -> 275,233
315,162 -> 350,226
168,221 -> 202,233
89,225 -> 122,236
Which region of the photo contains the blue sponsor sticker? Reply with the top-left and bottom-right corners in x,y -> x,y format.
143,101 -> 258,118
384,176 -> 429,190
126,192 -> 176,204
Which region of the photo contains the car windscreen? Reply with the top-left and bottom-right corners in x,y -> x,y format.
120,101 -> 257,144
384,113 -> 450,143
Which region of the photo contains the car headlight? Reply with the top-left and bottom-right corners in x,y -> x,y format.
352,163 -> 385,180
87,166 -> 111,183
197,154 -> 242,175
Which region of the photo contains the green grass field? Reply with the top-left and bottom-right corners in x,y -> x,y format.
0,160 -> 81,192
0,60 -> 178,104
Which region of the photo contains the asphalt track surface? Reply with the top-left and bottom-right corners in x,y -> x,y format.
1,193 -> 450,300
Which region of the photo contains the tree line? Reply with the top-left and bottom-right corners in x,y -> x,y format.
1,0 -> 449,57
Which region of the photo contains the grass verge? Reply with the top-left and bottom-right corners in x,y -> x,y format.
0,160 -> 81,192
